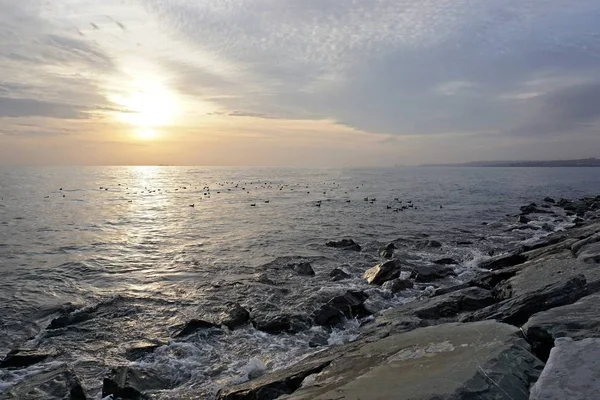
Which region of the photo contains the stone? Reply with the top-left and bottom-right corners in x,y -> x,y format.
381,278 -> 414,293
220,303 -> 250,329
468,265 -> 522,290
308,331 -> 329,348
329,268 -> 351,281
530,337 -> 600,400
0,349 -> 56,369
312,291 -> 370,327
362,260 -> 400,285
378,243 -> 396,259
431,283 -> 470,296
47,307 -> 94,330
325,239 -> 361,251
576,241 -> 600,264
219,321 -> 543,400
409,264 -> 456,282
571,232 -> 600,254
432,257 -> 458,265
520,203 -> 551,215
288,262 -> 315,276
409,287 -> 495,320
251,314 -> 311,334
124,341 -> 165,361
102,366 -> 173,400
544,197 -> 556,203
478,251 -> 527,270
418,239 -> 442,248
173,319 -> 219,338
0,365 -> 86,400
517,215 -> 531,224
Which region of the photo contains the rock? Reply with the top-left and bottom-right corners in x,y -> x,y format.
219,321 -> 543,400
220,303 -> 250,329
463,274 -> 587,325
256,273 -> 276,285
289,262 -> 315,276
0,349 -> 56,369
378,243 -> 396,259
124,340 -> 165,361
478,251 -> 527,270
544,197 -> 556,203
252,314 -> 311,334
418,239 -> 442,248
410,287 -> 495,320
0,365 -> 86,400
409,264 -> 456,282
457,241 -> 473,245
329,268 -> 351,281
102,366 -> 173,400
308,331 -> 329,348
312,291 -> 370,327
381,278 -> 414,293
520,203 -> 551,215
325,239 -> 361,251
431,283 -> 470,296
47,307 -> 94,330
576,241 -> 600,264
469,265 -> 522,290
517,215 -> 531,224
530,337 -> 600,400
173,319 -> 219,338
432,257 -> 458,265
362,260 -> 400,285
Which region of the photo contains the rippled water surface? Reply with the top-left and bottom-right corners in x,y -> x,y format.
1,166 -> 600,398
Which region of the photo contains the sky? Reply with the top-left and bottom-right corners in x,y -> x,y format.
1,0 -> 599,166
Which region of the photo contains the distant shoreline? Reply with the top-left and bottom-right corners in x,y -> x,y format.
419,158 -> 600,167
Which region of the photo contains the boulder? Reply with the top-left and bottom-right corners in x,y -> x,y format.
47,307 -> 95,330
312,291 -> 370,327
544,197 -> 556,203
381,278 -> 414,293
432,257 -> 458,265
0,365 -> 86,400
329,268 -> 351,281
173,319 -> 219,338
218,321 -> 543,400
102,366 -> 173,400
378,243 -> 396,259
571,232 -> 600,254
251,314 -> 311,334
409,264 -> 456,282
478,251 -> 527,270
220,303 -> 250,329
0,349 -> 56,369
517,215 -> 531,224
576,241 -> 600,264
409,287 -> 495,320
325,239 -> 361,251
362,260 -> 400,285
520,203 -> 551,215
308,331 -> 329,348
469,265 -> 522,290
288,262 -> 315,276
530,337 -> 600,400
124,340 -> 165,361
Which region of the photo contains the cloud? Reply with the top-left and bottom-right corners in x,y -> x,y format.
0,97 -> 87,119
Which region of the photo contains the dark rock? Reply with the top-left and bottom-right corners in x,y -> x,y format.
124,341 -> 165,361
517,215 -> 531,224
0,349 -> 56,369
419,239 -> 442,248
469,265 -> 522,290
521,234 -> 568,252
571,231 -> 600,254
220,303 -> 250,329
252,314 -> 311,334
378,243 -> 396,259
478,251 -> 527,270
544,197 -> 556,203
0,365 -> 86,400
433,257 -> 458,265
409,264 -> 456,282
325,239 -> 361,251
329,268 -> 351,281
256,273 -> 276,285
362,260 -> 400,285
411,287 -> 495,320
576,242 -> 600,264
289,262 -> 315,276
308,331 -> 329,348
173,319 -> 219,338
381,278 -> 414,293
47,308 -> 94,330
102,366 -> 173,400
457,241 -> 473,245
431,283 -> 470,296
313,291 -> 370,327
520,203 -> 551,215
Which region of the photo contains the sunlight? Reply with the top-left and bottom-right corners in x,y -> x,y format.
137,128 -> 158,140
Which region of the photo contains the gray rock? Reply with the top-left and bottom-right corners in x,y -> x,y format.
325,239 -> 361,251
289,262 -> 315,276
478,251 -> 528,270
409,264 -> 456,282
576,241 -> 600,263
517,215 -> 531,224
0,365 -> 86,400
252,314 -> 311,334
431,283 -> 470,296
173,319 -> 219,338
378,243 -> 396,259
329,268 -> 351,281
544,197 -> 556,203
220,303 -> 250,329
312,291 -> 370,327
0,349 -> 57,369
530,337 -> 600,400
219,321 -> 543,400
410,287 -> 495,320
124,340 -> 165,361
433,257 -> 458,265
381,278 -> 414,293
102,366 -> 173,400
308,331 -> 329,348
363,260 -> 400,285
571,231 -> 600,254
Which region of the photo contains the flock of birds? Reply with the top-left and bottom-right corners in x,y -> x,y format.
39,181 -> 443,212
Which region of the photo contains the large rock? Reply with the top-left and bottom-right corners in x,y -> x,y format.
576,241 -> 600,264
312,291 -> 370,327
325,239 -> 361,251
0,349 -> 56,369
409,264 -> 456,282
124,340 -> 165,361
478,251 -> 527,270
530,337 -> 600,400
251,314 -> 311,334
571,231 -> 600,254
362,260 -> 400,285
378,243 -> 396,259
0,365 -> 86,400
329,268 -> 351,281
381,278 -> 414,293
219,321 -> 543,400
102,366 -> 173,400
220,303 -> 250,329
409,287 -> 495,320
173,319 -> 219,338
288,262 -> 315,276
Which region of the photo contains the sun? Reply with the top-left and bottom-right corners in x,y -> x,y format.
137,128 -> 158,140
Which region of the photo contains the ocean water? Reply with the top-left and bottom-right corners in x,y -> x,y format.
1,166 -> 599,398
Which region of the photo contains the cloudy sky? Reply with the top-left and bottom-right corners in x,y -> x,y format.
1,0 -> 599,166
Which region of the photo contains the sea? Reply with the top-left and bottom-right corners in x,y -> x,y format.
1,166 -> 599,399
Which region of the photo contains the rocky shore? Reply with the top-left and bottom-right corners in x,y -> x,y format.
1,195 -> 599,399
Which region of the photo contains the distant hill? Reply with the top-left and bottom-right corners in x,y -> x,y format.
421,158 -> 600,167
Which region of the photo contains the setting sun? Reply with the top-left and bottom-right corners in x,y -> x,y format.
137,128 -> 158,140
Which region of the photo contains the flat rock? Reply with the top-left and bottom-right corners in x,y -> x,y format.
576,241 -> 600,264
329,268 -> 351,281
124,340 -> 166,361
325,239 -> 361,251
312,291 -> 370,327
251,313 -> 311,334
409,264 -> 456,282
433,257 -> 458,265
0,365 -> 86,400
288,262 -> 315,276
0,349 -> 57,369
478,251 -> 528,270
173,319 -> 219,338
102,366 -> 173,400
363,260 -> 400,285
381,278 -> 414,293
222,321 -> 543,400
571,231 -> 600,254
530,337 -> 600,400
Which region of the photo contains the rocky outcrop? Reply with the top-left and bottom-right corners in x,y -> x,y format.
124,340 -> 165,361
381,278 -> 414,293
173,319 -> 219,338
329,268 -> 351,281
251,313 -> 311,334
378,243 -> 396,259
220,303 -> 250,329
409,264 -> 456,282
325,239 -> 361,251
288,262 -> 315,276
102,366 -> 173,400
478,251 -> 528,270
0,349 -> 57,369
312,291 -> 370,327
363,260 -> 400,285
0,365 -> 86,400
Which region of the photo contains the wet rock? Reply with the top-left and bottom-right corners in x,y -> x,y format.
517,215 -> 531,224
252,314 -> 311,334
463,274 -> 587,325
223,321 -> 542,400
478,251 -> 527,270
288,262 -> 315,276
520,203 -> 551,215
544,197 -> 556,203
173,319 -> 219,338
378,243 -> 396,259
220,303 -> 250,329
431,283 -> 470,296
433,257 -> 458,265
0,365 -> 86,400
469,265 -> 522,290
362,260 -> 400,285
329,268 -> 351,281
381,278 -> 414,293
410,287 -> 495,320
308,331 -> 329,348
256,273 -> 276,285
418,239 -> 442,248
530,337 -> 600,400
312,291 -> 370,327
47,307 -> 94,330
325,239 -> 361,251
0,349 -> 56,369
102,366 -> 173,400
457,240 -> 473,245
576,241 -> 600,264
124,340 -> 165,361
409,264 -> 456,282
